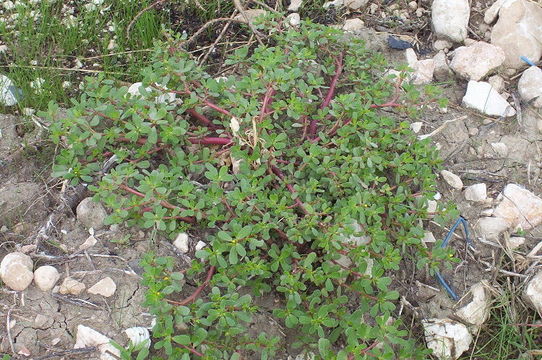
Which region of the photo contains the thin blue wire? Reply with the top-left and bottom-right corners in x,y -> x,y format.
435,216 -> 472,301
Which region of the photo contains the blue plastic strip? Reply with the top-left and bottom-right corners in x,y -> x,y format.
521,56 -> 536,67
435,216 -> 472,301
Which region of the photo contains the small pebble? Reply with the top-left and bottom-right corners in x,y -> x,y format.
88,277 -> 116,297
464,183 -> 487,202
59,277 -> 86,295
34,265 -> 60,291
174,233 -> 190,254
440,170 -> 463,190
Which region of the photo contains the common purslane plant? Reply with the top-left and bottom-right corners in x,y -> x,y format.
45,17 -> 453,359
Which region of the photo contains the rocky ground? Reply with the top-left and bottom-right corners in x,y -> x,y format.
2,0 -> 542,359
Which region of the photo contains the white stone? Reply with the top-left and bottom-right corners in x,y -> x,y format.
462,81 -> 516,117
491,0 -> 542,69
434,39 -> 453,51
127,82 -> 176,104
0,74 -> 19,106
484,0 -> 507,24
433,50 -> 452,81
476,216 -> 509,240
74,325 -> 120,360
441,170 -> 463,190
508,236 -> 525,249
344,0 -> 369,10
78,235 -> 98,251
488,75 -> 505,93
33,266 -> 60,292
455,282 -> 490,327
422,318 -> 472,360
342,18 -> 364,31
408,1 -> 417,10
88,277 -> 116,297
450,42 -> 505,81
288,0 -> 302,12
423,231 -> 436,243
524,270 -> 542,317
323,0 -> 343,9
464,184 -> 487,202
427,200 -> 438,214
405,48 -> 418,67
174,233 -> 190,253
286,13 -> 300,27
77,197 -> 108,230
480,208 -> 494,217
493,184 -> 542,230
518,66 -> 542,107
0,252 -> 34,291
491,142 -> 508,157
412,59 -> 435,85
124,327 -> 151,348
431,0 -> 470,43
410,122 -> 423,133
234,9 -> 267,24
59,277 -> 86,295
195,241 -> 207,251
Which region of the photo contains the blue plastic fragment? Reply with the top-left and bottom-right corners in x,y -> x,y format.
435,216 -> 472,301
520,56 -> 536,67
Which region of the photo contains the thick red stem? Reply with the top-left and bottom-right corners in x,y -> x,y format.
188,137 -> 232,145
186,108 -> 218,128
177,266 -> 216,306
260,86 -> 275,121
178,344 -> 203,357
308,52 -> 344,138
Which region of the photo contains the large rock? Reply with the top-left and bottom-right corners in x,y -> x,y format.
422,318 -> 472,360
450,42 -> 505,80
76,197 -> 107,230
518,66 -> 542,108
490,0 -> 542,69
0,252 -> 34,291
431,0 -> 470,43
493,184 -> 542,230
462,81 -> 516,117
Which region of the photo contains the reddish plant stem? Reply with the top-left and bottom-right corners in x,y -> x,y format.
188,137 -> 232,145
269,165 -> 309,216
260,86 -> 275,122
177,344 -> 204,357
177,266 -> 216,306
308,52 -> 344,138
118,184 -> 196,223
186,108 -> 218,128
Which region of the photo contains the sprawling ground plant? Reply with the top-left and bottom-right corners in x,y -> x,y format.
45,18 -> 451,359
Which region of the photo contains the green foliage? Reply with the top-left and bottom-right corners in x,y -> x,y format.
45,17 -> 447,359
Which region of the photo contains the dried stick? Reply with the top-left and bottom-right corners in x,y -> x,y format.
199,11 -> 239,66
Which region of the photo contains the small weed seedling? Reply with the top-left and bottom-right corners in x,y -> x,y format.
46,17 -> 453,359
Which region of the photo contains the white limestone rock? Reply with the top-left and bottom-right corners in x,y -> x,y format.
431,0 -> 470,43
518,66 -> 542,108
34,265 -> 60,292
88,277 -> 117,297
493,184 -> 542,230
462,81 -> 516,117
450,42 -> 505,81
441,170 -> 463,190
0,252 -> 33,291
464,184 -> 487,202
422,318 -> 473,360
